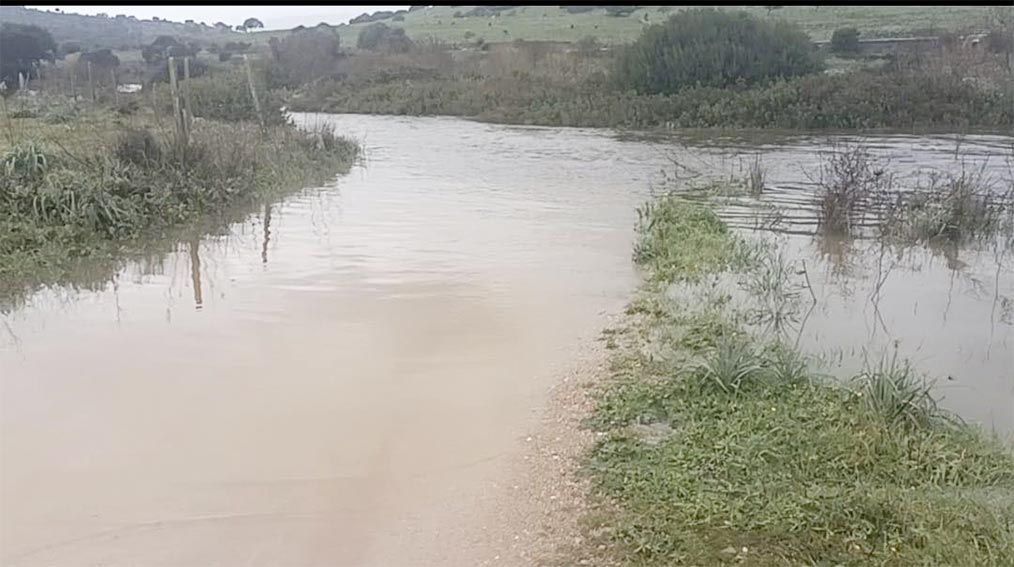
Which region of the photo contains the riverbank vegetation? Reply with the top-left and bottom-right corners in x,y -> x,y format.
580,195 -> 1014,566
285,9 -> 1014,131
0,75 -> 359,307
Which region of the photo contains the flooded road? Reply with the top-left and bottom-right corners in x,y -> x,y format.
1,114 -> 1012,565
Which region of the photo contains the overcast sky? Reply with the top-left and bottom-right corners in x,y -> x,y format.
30,6 -> 409,31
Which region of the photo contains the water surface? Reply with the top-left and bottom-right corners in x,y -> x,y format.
1,114 -> 1011,565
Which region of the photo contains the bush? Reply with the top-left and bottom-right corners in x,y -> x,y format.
60,41 -> 82,55
79,48 -> 120,69
145,57 -> 209,84
267,27 -> 342,87
114,128 -> 162,167
188,70 -> 287,125
356,22 -> 413,53
613,8 -> 823,94
830,26 -> 861,56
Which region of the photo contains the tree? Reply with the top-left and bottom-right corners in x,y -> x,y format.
76,49 -> 120,84
612,9 -> 823,94
80,48 -> 120,69
243,18 -> 264,30
268,26 -> 342,86
146,58 -> 208,84
60,41 -> 83,56
141,35 -> 194,64
214,21 -> 230,32
830,27 -> 861,56
356,22 -> 413,53
224,41 -> 252,52
0,23 -> 57,87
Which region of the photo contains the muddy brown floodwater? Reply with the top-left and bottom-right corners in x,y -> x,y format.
1,114 -> 1012,566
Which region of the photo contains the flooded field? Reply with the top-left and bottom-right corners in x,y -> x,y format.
1,114 -> 1011,565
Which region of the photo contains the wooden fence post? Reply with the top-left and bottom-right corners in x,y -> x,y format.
183,56 -> 194,133
167,56 -> 187,161
243,54 -> 264,130
87,61 -> 95,102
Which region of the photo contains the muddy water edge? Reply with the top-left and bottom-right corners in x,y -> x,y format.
1,114 -> 1012,566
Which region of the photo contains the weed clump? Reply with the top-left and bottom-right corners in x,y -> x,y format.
114,128 -> 163,167
882,166 -> 1014,245
812,141 -> 891,235
853,352 -> 944,430
2,141 -> 51,180
633,197 -> 739,282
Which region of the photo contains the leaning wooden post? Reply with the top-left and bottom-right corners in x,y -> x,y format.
86,61 -> 95,102
167,56 -> 186,162
243,54 -> 265,130
183,56 -> 194,135
110,68 -> 119,104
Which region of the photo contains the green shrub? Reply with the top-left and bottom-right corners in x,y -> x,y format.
188,70 -> 287,125
612,8 -> 823,94
114,128 -> 163,167
267,26 -> 342,87
830,26 -> 861,56
357,23 -> 413,53
2,142 -> 51,180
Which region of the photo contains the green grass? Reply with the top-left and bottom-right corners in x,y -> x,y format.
584,195 -> 1014,566
255,5 -> 998,47
0,98 -> 359,309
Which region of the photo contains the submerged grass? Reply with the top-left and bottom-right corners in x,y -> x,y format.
882,164 -> 1014,247
584,195 -> 1014,566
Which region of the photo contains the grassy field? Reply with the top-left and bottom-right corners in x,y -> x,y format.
0,5 -> 242,52
581,195 -> 1014,566
262,5 -> 1001,47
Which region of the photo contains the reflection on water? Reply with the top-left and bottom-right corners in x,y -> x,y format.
772,234 -> 1013,436
189,237 -> 203,310
0,114 -> 1011,565
261,203 -> 272,266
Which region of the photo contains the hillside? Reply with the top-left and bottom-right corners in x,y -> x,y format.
3,5 -> 999,56
251,5 -> 998,47
0,6 -> 242,51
